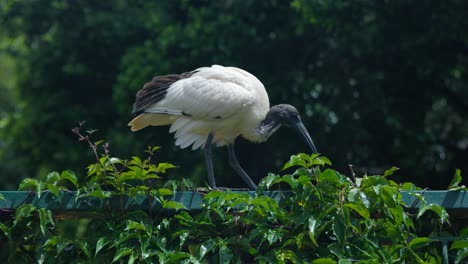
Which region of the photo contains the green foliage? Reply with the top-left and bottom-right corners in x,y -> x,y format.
1,0 -> 467,190
1,146 -> 465,262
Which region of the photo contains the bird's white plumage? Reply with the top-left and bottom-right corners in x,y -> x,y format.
129,65 -> 270,150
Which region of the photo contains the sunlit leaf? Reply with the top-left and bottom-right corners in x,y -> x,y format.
36,181 -> 46,198
0,223 -> 11,239
383,166 -> 399,177
38,208 -> 54,236
61,170 -> 79,188
344,203 -> 370,219
276,249 -> 298,262
408,237 -> 433,249
128,251 -> 138,264
308,217 -> 319,246
125,221 -> 144,231
163,200 -> 186,210
14,204 -> 36,226
417,203 -> 449,224
46,171 -> 60,183
455,248 -> 468,264
318,169 -> 346,185
451,240 -> 468,250
312,258 -> 337,264
277,174 -> 295,188
263,173 -> 279,188
112,247 -> 132,262
156,162 -> 176,173
157,188 -> 173,196
18,178 -> 38,191
47,184 -> 61,201
312,156 -> 332,166
118,171 -> 140,182
282,154 -> 307,170
448,169 -> 464,190
95,237 -> 110,256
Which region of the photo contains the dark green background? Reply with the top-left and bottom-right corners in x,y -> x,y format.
1,0 -> 467,189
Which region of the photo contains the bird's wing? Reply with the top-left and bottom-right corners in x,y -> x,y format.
145,67 -> 258,120
131,72 -> 195,116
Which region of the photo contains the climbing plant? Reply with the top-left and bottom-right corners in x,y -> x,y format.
0,127 -> 466,263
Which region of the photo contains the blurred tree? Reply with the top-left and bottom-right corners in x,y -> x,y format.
0,0 -> 467,189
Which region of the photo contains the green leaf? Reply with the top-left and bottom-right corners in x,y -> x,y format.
46,171 -> 60,183
18,178 -> 39,191
163,200 -> 186,210
95,237 -> 110,256
203,190 -> 224,200
332,218 -> 346,247
157,188 -> 173,196
42,236 -> 69,256
417,203 -> 449,224
328,244 -> 345,259
47,184 -> 61,201
76,240 -> 90,258
168,252 -> 191,262
383,166 -> 399,177
451,240 -> 468,250
14,204 -> 36,226
118,171 -> 140,182
125,221 -> 146,231
157,162 -> 177,173
0,193 -> 4,200
282,154 -> 307,170
408,237 -> 433,249
112,247 -> 133,262
455,248 -> 468,264
83,190 -> 112,199
311,156 -> 332,166
312,258 -> 337,264
448,169 -> 463,190
36,181 -> 46,198
317,169 -> 346,185
344,203 -> 370,219
128,252 -> 138,264
38,208 -> 54,236
219,244 -> 233,264
150,146 -> 160,152
308,217 -> 319,246
129,156 -> 143,167
277,174 -> 295,188
61,170 -> 79,188
266,229 -> 279,245
275,249 -> 298,263
0,223 -> 11,239
263,173 -> 279,188
199,239 -> 217,259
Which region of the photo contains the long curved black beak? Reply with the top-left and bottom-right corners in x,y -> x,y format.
292,120 -> 318,154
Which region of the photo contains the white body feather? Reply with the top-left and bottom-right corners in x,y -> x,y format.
129,65 -> 270,150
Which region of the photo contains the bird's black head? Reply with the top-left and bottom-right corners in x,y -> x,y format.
260,104 -> 318,153
266,104 -> 301,125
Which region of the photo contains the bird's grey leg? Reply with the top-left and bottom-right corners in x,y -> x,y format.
204,131 -> 216,189
227,143 -> 257,190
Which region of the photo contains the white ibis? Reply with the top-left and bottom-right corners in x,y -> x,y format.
128,65 -> 317,190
